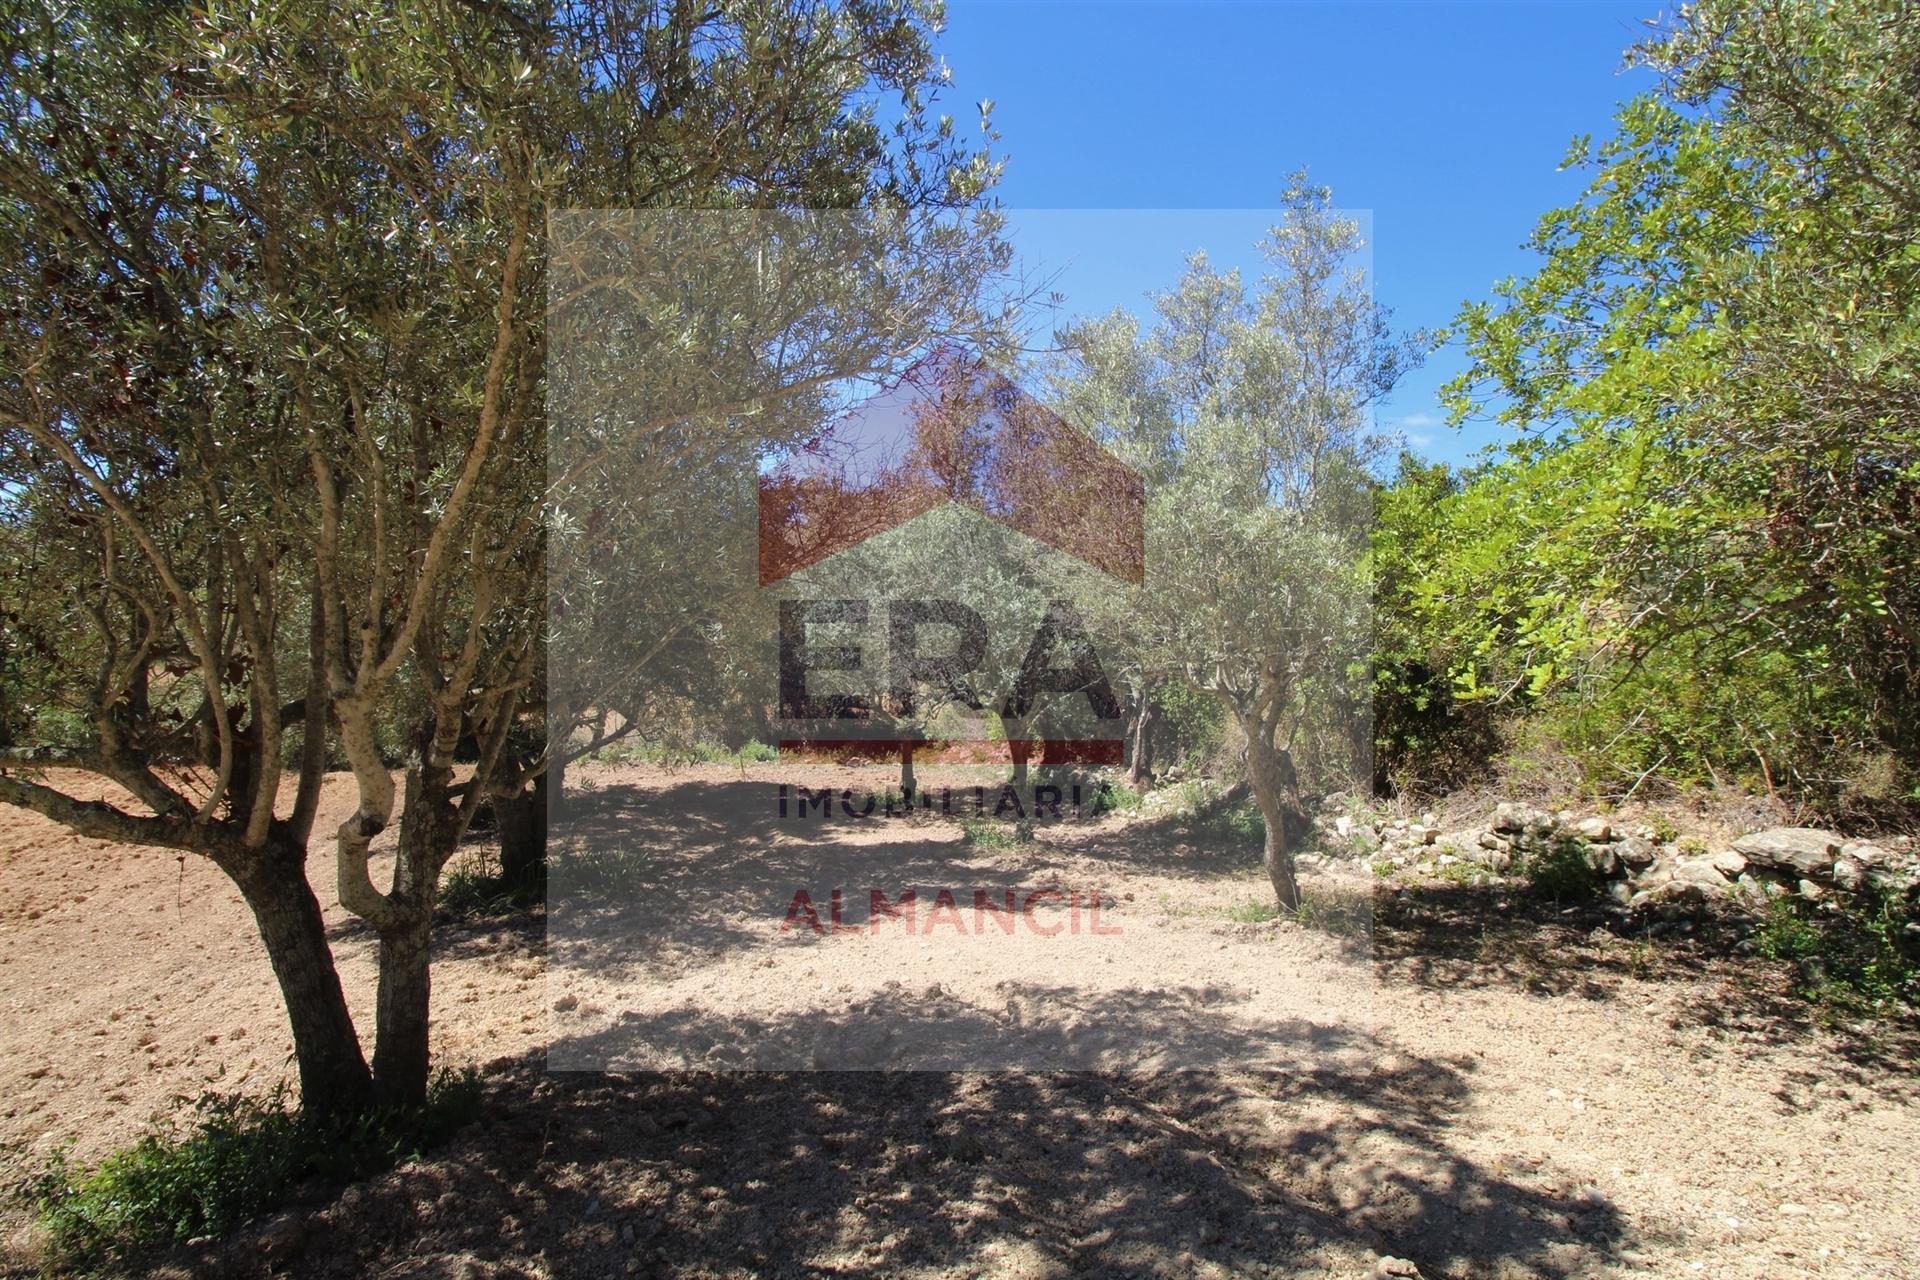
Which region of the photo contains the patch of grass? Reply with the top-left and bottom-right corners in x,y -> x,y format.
958,815 -> 1034,849
1292,887 -> 1374,938
1225,888 -> 1372,938
1225,899 -> 1282,924
1195,805 -> 1264,845
18,1070 -> 483,1266
1369,858 -> 1398,879
584,738 -> 779,768
546,845 -> 646,899
1754,888 -> 1918,1014
439,867 -> 540,920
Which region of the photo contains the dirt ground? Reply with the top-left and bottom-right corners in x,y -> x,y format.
1,763 -> 1917,1279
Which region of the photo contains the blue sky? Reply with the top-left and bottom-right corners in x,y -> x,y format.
938,0 -> 1665,466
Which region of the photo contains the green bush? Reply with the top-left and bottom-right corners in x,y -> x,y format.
1754,887 -> 1919,1014
1090,780 -> 1143,815
20,1070 -> 483,1265
1154,683 -> 1228,773
1520,837 -> 1603,901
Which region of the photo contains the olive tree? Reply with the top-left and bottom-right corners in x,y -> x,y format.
0,0 -> 1005,1108
1060,181 -> 1419,907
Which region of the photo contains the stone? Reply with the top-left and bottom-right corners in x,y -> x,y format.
1635,879 -> 1708,908
1672,856 -> 1734,887
1584,843 -> 1621,878
1831,858 -> 1864,892
1607,881 -> 1633,907
1797,879 -> 1826,901
256,1210 -> 308,1261
1731,828 -> 1843,878
1614,836 -> 1657,869
1492,802 -> 1553,835
1576,817 -> 1613,843
1709,850 -> 1747,878
1334,815 -> 1355,840
1478,831 -> 1512,853
1840,841 -> 1887,868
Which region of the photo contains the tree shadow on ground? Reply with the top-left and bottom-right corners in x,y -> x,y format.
1373,880 -> 1920,1084
540,774 -> 1186,977
180,1041 -> 1651,1280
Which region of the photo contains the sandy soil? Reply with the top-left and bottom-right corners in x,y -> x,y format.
1,763 -> 1916,1279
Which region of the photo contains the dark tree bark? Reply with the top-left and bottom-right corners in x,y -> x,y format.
372,911 -> 434,1108
369,764 -> 459,1109
496,768 -> 547,890
1002,713 -> 1030,791
232,846 -> 373,1116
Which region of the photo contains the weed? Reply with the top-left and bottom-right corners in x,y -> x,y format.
19,1070 -> 483,1265
439,866 -> 540,919
958,816 -> 1034,849
1225,899 -> 1282,924
1754,888 -> 1918,1013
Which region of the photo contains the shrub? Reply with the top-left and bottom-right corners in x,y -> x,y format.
1520,837 -> 1603,900
1090,780 -> 1143,815
1190,797 -> 1265,846
1754,888 -> 1919,1014
20,1070 -> 483,1265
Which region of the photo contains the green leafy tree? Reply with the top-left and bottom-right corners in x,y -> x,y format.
1440,0 -> 1920,807
1063,180 -> 1420,907
0,0 -> 1004,1110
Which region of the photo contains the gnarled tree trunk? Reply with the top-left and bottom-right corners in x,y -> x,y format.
232,846 -> 373,1116
1242,716 -> 1302,911
369,763 -> 461,1109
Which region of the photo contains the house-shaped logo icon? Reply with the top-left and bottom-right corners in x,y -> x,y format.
758,348 -> 1143,585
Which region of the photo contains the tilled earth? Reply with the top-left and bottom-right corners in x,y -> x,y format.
1,764 -> 1916,1278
